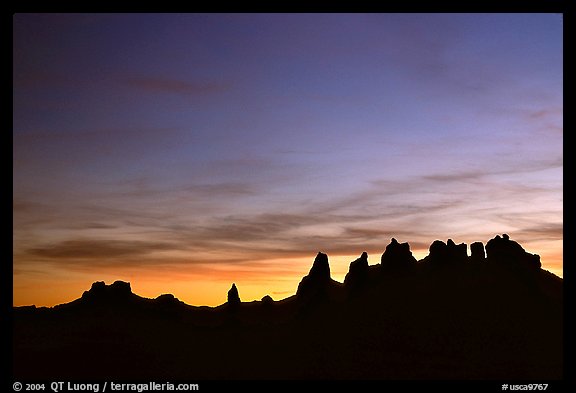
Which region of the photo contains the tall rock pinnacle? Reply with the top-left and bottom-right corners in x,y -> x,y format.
296,252 -> 333,298
227,283 -> 241,305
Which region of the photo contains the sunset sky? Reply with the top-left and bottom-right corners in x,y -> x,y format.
13,13 -> 563,307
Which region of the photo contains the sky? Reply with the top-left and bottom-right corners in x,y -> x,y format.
13,13 -> 563,307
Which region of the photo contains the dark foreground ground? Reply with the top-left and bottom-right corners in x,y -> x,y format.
13,262 -> 562,380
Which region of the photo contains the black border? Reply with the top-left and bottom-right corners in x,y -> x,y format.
7,2 -> 571,392
5,1 -> 569,13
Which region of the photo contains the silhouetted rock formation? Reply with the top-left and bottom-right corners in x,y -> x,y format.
261,295 -> 274,305
447,239 -> 468,263
485,234 -> 541,269
13,234 -> 562,380
296,252 -> 342,305
309,251 -> 330,280
470,241 -> 486,263
381,238 -> 416,272
344,252 -> 369,290
422,239 -> 468,268
227,283 -> 241,305
155,293 -> 177,305
80,280 -> 133,304
428,240 -> 447,259
296,252 -> 330,296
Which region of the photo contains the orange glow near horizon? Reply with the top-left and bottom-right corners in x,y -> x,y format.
13,14 -> 562,316
13,239 -> 563,308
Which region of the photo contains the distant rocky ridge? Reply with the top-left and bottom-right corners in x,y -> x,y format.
13,233 -> 562,380
21,234 -> 547,310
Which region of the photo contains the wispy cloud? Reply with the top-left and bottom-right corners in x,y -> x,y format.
418,158 -> 562,186
15,146 -> 562,274
28,239 -> 176,259
124,76 -> 231,95
512,223 -> 563,242
421,171 -> 485,183
106,178 -> 259,201
77,223 -> 119,230
527,107 -> 563,120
